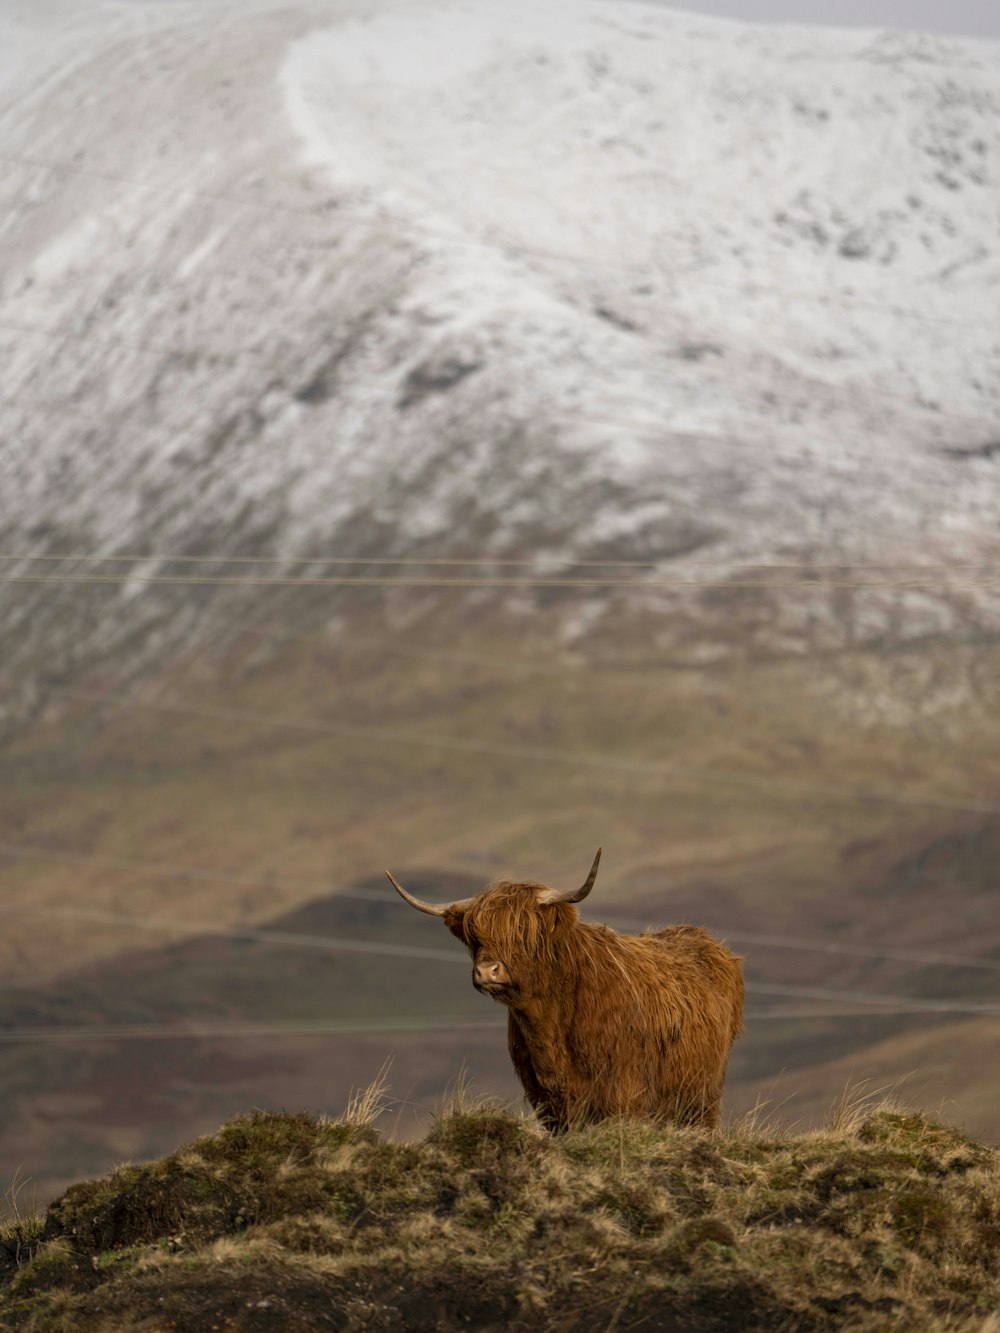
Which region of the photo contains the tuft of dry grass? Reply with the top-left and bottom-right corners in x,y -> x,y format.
338,1057 -> 395,1129
826,1077 -> 910,1135
0,1169 -> 44,1280
0,1091 -> 997,1331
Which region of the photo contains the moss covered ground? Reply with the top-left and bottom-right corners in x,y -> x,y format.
1,1095 -> 998,1331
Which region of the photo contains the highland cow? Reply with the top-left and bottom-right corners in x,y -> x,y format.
386,849 -> 744,1131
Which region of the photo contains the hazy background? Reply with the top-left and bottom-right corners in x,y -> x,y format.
1,0 -> 998,1204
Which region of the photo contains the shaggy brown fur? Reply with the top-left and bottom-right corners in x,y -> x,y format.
440,880 -> 744,1132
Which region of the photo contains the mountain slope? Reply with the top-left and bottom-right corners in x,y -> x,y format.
1,0 -> 998,730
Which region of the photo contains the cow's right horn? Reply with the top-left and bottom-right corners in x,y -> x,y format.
385,871 -> 476,917
538,847 -> 602,906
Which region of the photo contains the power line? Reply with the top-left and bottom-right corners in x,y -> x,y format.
0,552 -> 994,573
0,883 -> 995,1026
744,981 -> 1000,1016
3,871 -> 996,1018
0,840 -> 372,903
0,1017 -> 503,1045
0,1004 -> 993,1046
53,688 -> 1000,816
742,1007 -> 994,1021
174,613 -> 1000,691
241,622 -> 578,679
611,919 -> 1000,975
3,837 -> 999,976
2,572 -> 998,591
0,316 -> 247,371
0,900 -> 458,964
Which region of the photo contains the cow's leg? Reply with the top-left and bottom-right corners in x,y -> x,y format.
683,1093 -> 722,1131
508,1015 -> 567,1131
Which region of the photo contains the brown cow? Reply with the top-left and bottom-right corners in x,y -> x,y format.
386,849 -> 744,1131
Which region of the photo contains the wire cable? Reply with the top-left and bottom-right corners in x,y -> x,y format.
2,572 -> 998,590
610,918 -> 1000,976
0,552 -> 995,572
0,1005 -> 992,1045
3,842 -> 999,976
0,899 -> 458,963
53,688 -> 1000,817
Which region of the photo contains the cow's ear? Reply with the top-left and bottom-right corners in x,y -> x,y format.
442,906 -> 468,941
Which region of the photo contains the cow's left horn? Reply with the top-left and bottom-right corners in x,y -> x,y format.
538,848 -> 602,906
385,871 -> 476,917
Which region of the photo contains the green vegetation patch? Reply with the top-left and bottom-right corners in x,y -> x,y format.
1,1101 -> 998,1331
41,1112 -> 375,1253
857,1109 -> 988,1169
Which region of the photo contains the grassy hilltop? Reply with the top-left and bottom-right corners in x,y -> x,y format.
1,1092 -> 998,1332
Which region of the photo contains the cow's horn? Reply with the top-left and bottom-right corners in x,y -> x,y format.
538,848 -> 602,906
385,870 -> 476,917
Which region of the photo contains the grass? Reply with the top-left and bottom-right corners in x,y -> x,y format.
0,1171 -> 44,1283
0,1088 -> 997,1331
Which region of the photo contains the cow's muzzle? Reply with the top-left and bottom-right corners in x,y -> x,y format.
473,959 -> 511,995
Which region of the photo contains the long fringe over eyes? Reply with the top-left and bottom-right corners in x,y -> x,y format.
461,882 -> 574,967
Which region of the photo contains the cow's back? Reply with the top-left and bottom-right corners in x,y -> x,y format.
638,924 -> 744,1124
646,923 -> 744,1035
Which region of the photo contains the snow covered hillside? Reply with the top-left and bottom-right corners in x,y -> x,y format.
1,0 -> 998,720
